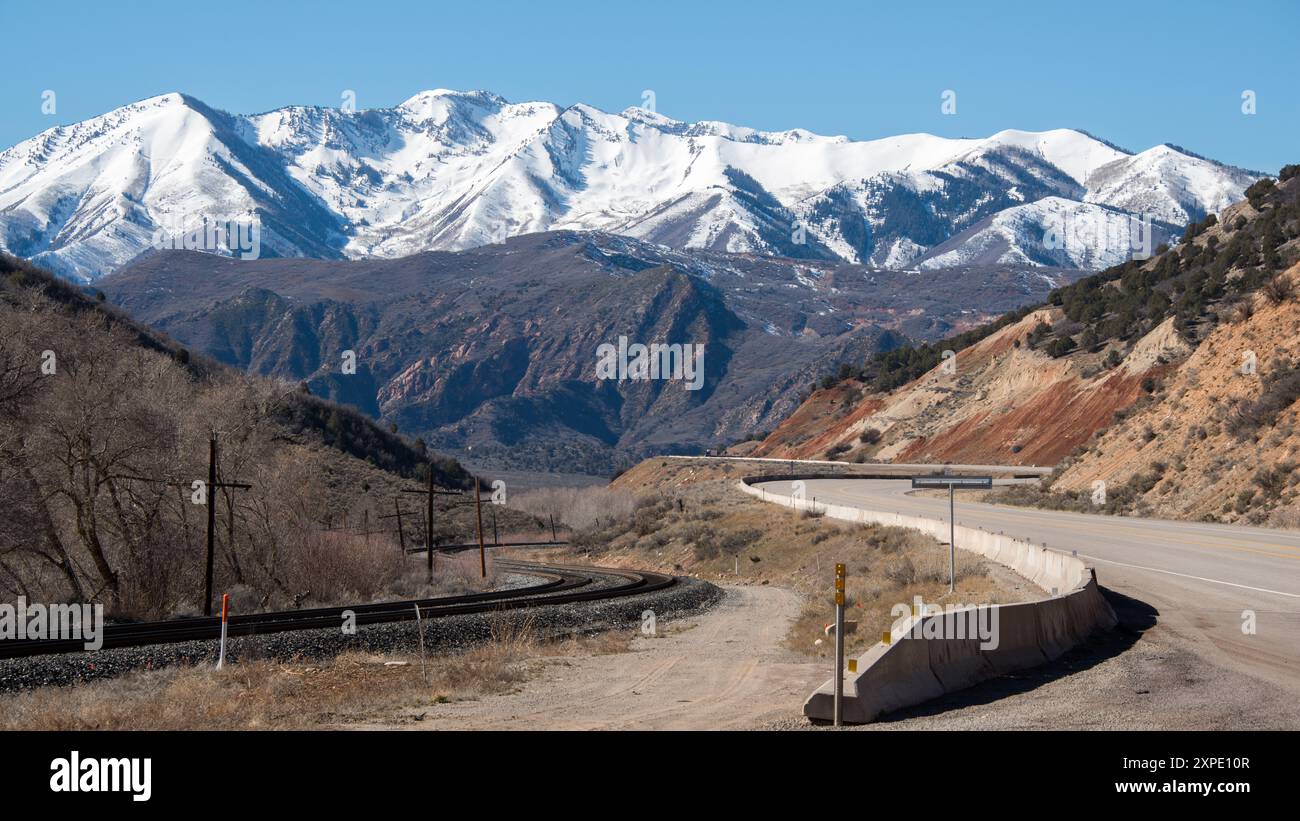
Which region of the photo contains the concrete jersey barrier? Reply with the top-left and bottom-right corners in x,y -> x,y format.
736,476 -> 1117,723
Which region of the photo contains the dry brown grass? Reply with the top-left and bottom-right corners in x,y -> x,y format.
544,629 -> 635,656
0,608 -> 644,730
509,485 -> 639,531
784,564 -> 1015,660
0,647 -> 535,730
223,536 -> 502,615
513,459 -> 1033,661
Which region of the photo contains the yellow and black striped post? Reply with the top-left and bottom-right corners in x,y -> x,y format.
834,562 -> 846,726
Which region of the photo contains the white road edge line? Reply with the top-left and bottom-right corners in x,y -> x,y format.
1072,553 -> 1300,600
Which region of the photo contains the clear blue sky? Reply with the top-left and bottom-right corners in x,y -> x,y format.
3,0 -> 1296,172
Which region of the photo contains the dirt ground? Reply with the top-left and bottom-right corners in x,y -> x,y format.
357,584 -> 829,730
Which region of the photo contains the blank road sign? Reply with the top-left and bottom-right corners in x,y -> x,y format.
911,475 -> 993,489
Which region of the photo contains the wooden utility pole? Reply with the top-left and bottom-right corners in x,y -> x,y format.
474,478 -> 487,578
426,469 -> 436,582
378,499 -> 419,554
106,441 -> 249,619
401,468 -> 462,582
203,431 -> 252,617
393,497 -> 406,552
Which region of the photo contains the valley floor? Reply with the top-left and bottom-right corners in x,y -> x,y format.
353,580 -> 1300,731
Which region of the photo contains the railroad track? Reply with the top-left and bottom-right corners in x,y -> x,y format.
414,540 -> 569,553
0,560 -> 675,659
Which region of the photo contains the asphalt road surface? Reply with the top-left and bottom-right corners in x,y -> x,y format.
753,475 -> 1300,698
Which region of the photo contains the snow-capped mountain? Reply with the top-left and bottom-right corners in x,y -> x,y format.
914,198 -> 1178,271
0,90 -> 1263,281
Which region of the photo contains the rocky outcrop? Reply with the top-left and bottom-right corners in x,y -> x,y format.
752,307 -> 1187,467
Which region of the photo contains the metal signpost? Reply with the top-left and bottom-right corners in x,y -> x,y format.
910,475 -> 992,593
833,562 -> 846,727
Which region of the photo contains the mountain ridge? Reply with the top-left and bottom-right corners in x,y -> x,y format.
0,90 -> 1261,281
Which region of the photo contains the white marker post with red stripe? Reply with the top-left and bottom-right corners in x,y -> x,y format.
216,593 -> 230,669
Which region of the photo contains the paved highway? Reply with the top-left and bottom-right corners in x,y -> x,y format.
750,474 -> 1300,695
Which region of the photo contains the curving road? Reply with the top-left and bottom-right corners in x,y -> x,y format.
749,473 -> 1300,697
